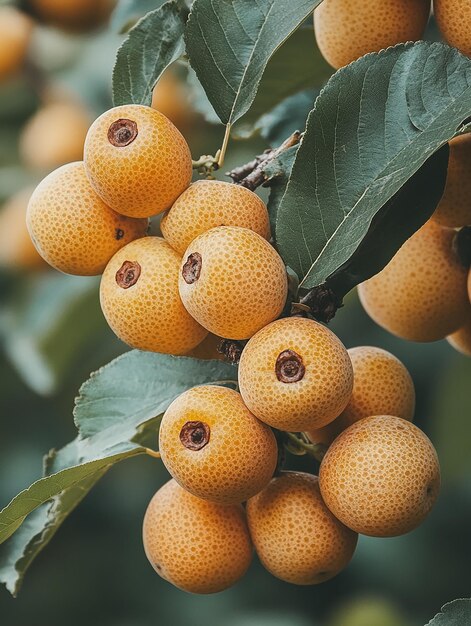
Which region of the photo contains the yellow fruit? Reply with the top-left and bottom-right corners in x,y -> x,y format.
308,346 -> 415,447
26,162 -> 148,275
358,220 -> 469,342
84,105 -> 192,218
161,180 -> 271,255
159,385 -> 278,504
431,134 -> 471,228
435,0 -> 471,57
186,333 -> 225,360
447,315 -> 471,356
179,226 -> 287,340
20,101 -> 91,171
238,317 -> 353,432
151,69 -> 195,131
247,472 -> 357,585
100,237 -> 207,354
319,415 -> 440,537
143,479 -> 252,594
0,188 -> 46,271
0,7 -> 32,81
30,0 -> 115,32
314,0 -> 431,69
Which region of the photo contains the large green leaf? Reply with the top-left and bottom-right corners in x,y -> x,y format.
425,600 -> 471,625
276,42 -> 471,290
185,0 -> 323,125
0,351 -> 236,595
112,1 -> 186,106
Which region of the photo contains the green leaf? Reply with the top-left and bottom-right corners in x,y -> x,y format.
112,1 -> 186,107
276,42 -> 471,290
0,350 -> 236,594
264,144 -> 298,235
255,89 -> 317,147
425,599 -> 471,625
185,0 -> 323,125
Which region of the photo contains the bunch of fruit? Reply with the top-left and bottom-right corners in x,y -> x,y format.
26,101 -> 443,594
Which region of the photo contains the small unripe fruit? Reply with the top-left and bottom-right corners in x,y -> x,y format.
0,188 -> 45,271
143,479 -> 252,594
447,315 -> 471,356
29,0 -> 116,32
358,220 -> 469,342
26,162 -> 148,275
0,7 -> 32,81
20,101 -> 91,171
431,134 -> 471,228
314,0 -> 431,69
238,317 -> 353,432
161,180 -> 271,254
435,0 -> 471,58
247,472 -> 357,585
159,385 -> 278,504
179,226 -> 287,340
319,416 -> 440,537
84,105 -> 192,218
308,346 -> 415,447
100,237 -> 207,354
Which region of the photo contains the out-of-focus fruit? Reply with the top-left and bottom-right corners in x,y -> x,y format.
0,7 -> 33,81
29,0 -> 116,33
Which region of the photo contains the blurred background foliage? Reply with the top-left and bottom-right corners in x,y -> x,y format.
0,3 -> 469,625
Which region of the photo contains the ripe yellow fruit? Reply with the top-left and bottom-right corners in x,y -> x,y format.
0,7 -> 32,81
358,220 -> 469,342
435,0 -> 471,58
238,317 -> 353,432
447,315 -> 471,356
0,188 -> 46,271
319,415 -> 440,537
308,346 -> 415,447
143,479 -> 252,594
179,226 -> 287,340
84,105 -> 192,218
159,385 -> 278,504
26,162 -> 148,275
247,472 -> 357,585
161,180 -> 271,255
20,101 -> 91,172
431,134 -> 471,228
100,237 -> 207,354
29,0 -> 116,32
314,0 -> 431,69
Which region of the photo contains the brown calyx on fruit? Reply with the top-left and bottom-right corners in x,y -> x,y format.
116,260 -> 141,288
182,252 -> 202,284
179,421 -> 210,451
275,350 -> 305,383
108,119 -> 138,147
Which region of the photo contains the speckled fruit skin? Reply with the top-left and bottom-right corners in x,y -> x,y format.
314,0 -> 430,69
431,135 -> 471,228
447,314 -> 471,356
20,101 -> 90,171
0,7 -> 32,81
308,346 -> 415,447
0,188 -> 45,271
319,416 -> 440,537
161,180 -> 271,254
358,220 -> 469,342
84,105 -> 192,218
247,472 -> 357,585
238,317 -> 353,432
179,226 -> 287,340
159,385 -> 278,505
100,237 -> 207,354
26,162 -> 148,276
29,0 -> 116,32
435,0 -> 471,57
143,479 -> 252,594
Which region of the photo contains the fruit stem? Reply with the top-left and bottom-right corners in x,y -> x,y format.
145,448 -> 161,459
284,432 -> 326,462
291,283 -> 343,324
217,123 -> 231,168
